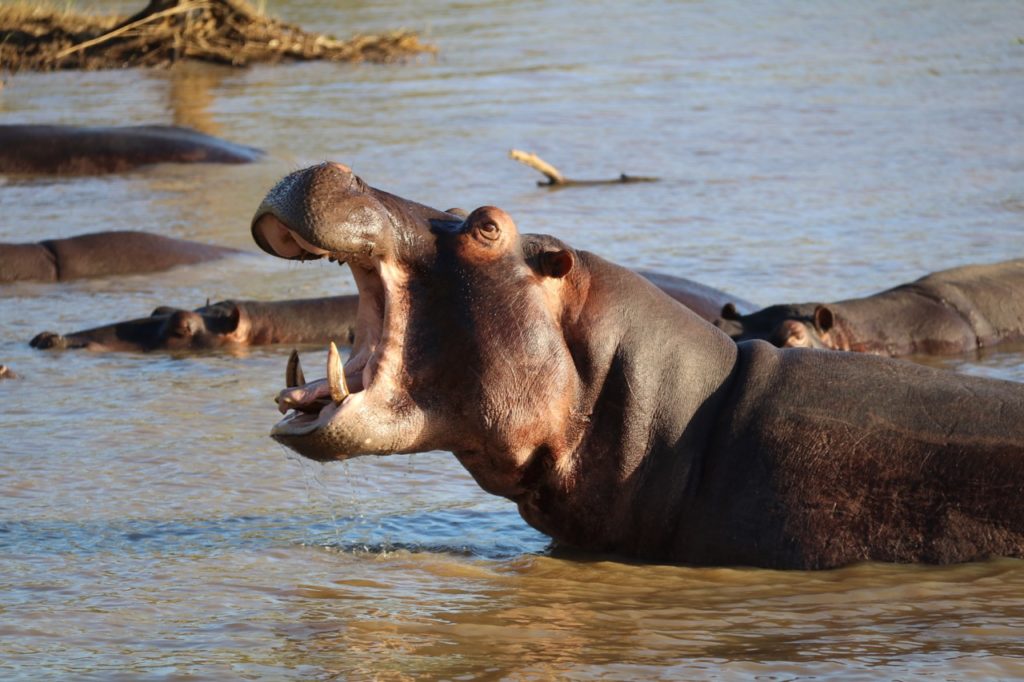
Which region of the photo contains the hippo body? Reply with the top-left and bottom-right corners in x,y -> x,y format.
31,296 -> 359,352
715,260 -> 1024,356
0,124 -> 263,175
0,231 -> 241,283
638,270 -> 755,321
251,163 -> 1024,569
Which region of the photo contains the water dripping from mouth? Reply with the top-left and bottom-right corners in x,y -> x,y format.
280,443 -> 351,549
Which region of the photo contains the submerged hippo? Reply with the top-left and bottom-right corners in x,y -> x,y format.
0,124 -> 263,175
31,296 -> 359,352
0,365 -> 19,380
251,163 -> 1024,570
638,270 -> 754,322
714,260 -> 1024,357
25,278 -> 725,353
0,231 -> 241,283
410,211 -> 756,321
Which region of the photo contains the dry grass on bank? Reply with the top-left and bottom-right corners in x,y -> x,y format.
0,0 -> 436,72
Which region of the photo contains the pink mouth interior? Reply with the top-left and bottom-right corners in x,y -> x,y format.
270,250 -> 387,435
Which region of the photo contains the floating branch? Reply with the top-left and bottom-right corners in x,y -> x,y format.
508,148 -> 659,188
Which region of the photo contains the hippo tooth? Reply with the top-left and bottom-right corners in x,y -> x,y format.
327,341 -> 349,404
286,349 -> 306,388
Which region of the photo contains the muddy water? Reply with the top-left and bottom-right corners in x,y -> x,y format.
2,0 -> 1024,678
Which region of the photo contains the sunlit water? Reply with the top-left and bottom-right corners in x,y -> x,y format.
2,0 -> 1023,678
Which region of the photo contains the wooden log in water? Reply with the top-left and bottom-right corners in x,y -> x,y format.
508,148 -> 658,188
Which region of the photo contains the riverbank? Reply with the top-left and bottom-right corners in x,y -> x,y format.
0,0 -> 434,71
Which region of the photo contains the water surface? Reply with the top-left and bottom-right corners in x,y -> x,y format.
2,0 -> 1023,678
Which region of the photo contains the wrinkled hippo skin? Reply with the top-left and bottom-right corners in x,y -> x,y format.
714,260 -> 1024,356
31,296 -> 359,352
252,163 -> 1024,570
0,231 -> 241,283
0,124 -> 263,175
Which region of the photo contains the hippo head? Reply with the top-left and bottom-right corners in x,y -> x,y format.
252,163 -> 584,498
770,305 -> 845,350
30,301 -> 252,352
714,302 -> 821,345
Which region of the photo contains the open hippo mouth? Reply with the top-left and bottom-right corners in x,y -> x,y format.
269,256 -> 388,440
250,162 -> 462,461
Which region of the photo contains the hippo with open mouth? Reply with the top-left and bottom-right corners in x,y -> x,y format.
251,162 -> 1024,570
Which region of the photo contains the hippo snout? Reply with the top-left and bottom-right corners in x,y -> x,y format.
30,331 -> 68,350
251,162 -> 396,262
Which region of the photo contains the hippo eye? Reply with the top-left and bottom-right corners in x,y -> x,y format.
476,220 -> 500,241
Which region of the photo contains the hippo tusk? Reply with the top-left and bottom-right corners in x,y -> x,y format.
327,341 -> 349,404
286,349 -> 306,388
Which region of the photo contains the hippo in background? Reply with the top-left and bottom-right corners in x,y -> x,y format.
0,124 -> 263,175
0,231 -> 243,283
27,276 -> 747,353
639,270 -> 755,323
31,296 -> 360,352
403,209 -> 757,322
251,162 -> 1024,570
0,365 -> 18,380
714,259 -> 1024,357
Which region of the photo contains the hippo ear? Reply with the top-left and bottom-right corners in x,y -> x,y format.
538,249 -> 574,279
224,303 -> 253,341
813,305 -> 835,333
223,303 -> 244,332
720,302 -> 740,320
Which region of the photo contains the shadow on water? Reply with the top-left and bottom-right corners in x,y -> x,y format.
163,63 -> 228,137
0,508 -> 549,560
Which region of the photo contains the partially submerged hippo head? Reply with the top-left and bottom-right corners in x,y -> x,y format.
253,163 -> 588,496
713,302 -> 836,349
31,301 -> 254,352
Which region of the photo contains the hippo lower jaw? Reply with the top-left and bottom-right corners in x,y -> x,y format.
267,231 -> 425,462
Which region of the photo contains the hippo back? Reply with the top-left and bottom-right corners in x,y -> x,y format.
914,259 -> 1024,345
638,270 -> 756,322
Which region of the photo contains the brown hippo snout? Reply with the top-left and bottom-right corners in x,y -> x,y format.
30,331 -> 70,350
251,162 -> 387,262
772,319 -> 816,348
251,161 -> 462,266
